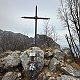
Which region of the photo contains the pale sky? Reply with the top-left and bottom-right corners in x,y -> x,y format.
0,0 -> 68,47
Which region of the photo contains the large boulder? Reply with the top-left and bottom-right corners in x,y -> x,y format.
61,64 -> 80,77
49,58 -> 60,71
20,47 -> 44,79
0,51 -> 20,72
57,75 -> 80,80
4,53 -> 20,68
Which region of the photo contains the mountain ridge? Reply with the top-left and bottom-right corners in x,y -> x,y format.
0,29 -> 60,53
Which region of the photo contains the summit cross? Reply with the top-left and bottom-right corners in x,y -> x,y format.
21,5 -> 50,46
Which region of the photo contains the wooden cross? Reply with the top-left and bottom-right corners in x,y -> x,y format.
21,5 -> 50,46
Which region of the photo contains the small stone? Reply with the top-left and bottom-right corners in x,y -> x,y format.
44,59 -> 50,66
18,73 -> 21,77
48,77 -> 55,80
46,72 -> 51,77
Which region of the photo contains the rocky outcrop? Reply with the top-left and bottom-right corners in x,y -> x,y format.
61,64 -> 80,77
4,52 -> 20,68
20,47 -> 44,79
0,46 -> 80,80
57,75 -> 80,80
0,51 -> 20,73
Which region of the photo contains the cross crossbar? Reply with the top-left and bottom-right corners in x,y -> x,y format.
21,17 -> 50,20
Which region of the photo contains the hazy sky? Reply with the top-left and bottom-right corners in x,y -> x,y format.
0,0 -> 68,47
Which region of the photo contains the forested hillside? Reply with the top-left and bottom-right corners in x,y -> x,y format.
0,29 -> 60,53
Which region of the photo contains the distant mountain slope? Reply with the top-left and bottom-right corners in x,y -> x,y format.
0,29 -> 60,53
0,29 -> 34,52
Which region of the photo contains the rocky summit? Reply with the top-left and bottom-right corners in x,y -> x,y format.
0,47 -> 80,80
20,47 -> 44,79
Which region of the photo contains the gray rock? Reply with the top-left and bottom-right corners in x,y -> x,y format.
61,64 -> 80,77
0,51 -> 20,72
44,59 -> 50,66
0,50 -> 20,59
0,51 -> 13,58
20,47 -> 44,78
3,52 -> 20,68
49,58 -> 60,71
20,51 -> 29,71
53,49 -> 64,61
57,75 -> 80,80
2,72 -> 17,80
62,48 -> 73,57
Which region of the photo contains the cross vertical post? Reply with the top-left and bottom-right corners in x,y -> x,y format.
35,6 -> 37,46
21,5 -> 50,46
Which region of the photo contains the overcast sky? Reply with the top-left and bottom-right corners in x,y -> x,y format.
0,0 -> 69,47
